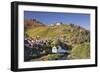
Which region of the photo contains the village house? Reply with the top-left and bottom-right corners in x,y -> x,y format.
52,45 -> 67,54
55,22 -> 63,26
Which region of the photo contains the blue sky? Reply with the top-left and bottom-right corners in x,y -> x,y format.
24,11 -> 90,30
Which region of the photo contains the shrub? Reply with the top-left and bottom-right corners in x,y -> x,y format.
47,54 -> 63,60
70,42 -> 90,59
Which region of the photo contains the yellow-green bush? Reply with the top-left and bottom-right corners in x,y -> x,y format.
70,42 -> 90,59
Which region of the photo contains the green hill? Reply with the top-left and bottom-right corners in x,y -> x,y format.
25,21 -> 90,59
25,24 -> 90,44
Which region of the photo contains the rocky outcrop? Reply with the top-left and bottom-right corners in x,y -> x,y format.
24,19 -> 46,28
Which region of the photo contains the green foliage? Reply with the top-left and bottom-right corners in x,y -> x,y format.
70,42 -> 90,59
47,54 -> 63,60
